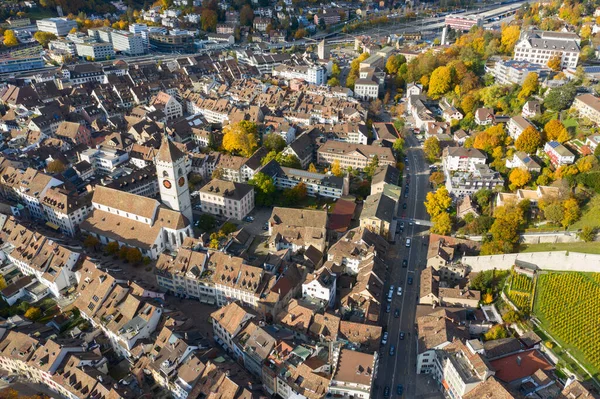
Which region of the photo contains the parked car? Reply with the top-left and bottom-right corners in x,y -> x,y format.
384,386 -> 390,397
382,332 -> 389,345
397,384 -> 404,395
408,277 -> 413,285
394,308 -> 400,318
386,303 -> 391,313
406,238 -> 411,247
402,259 -> 408,268
397,287 -> 402,296
389,345 -> 395,356
402,203 -> 407,209
399,332 -> 405,340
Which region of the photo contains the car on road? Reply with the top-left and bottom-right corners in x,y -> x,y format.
383,386 -> 390,397
399,222 -> 405,230
404,192 -> 409,198
405,238 -> 411,247
263,223 -> 269,230
404,156 -> 408,162
397,287 -> 402,296
389,345 -> 395,356
394,308 -> 400,318
402,259 -> 408,268
381,332 -> 389,345
400,332 -> 405,340
397,384 -> 404,395
408,277 -> 413,285
386,303 -> 391,313
244,216 -> 255,222
402,203 -> 407,209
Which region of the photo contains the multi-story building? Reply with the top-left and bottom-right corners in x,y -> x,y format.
489,59 -> 550,85
41,187 -> 91,237
111,29 -> 146,55
151,91 -> 183,120
302,266 -> 336,308
0,55 -> 44,74
272,63 -> 327,85
48,38 -> 77,56
317,141 -> 395,170
445,164 -> 504,198
513,30 -> 580,69
573,93 -> 600,124
79,147 -> 129,173
442,147 -> 487,172
55,121 -> 93,147
544,141 -> 575,166
329,349 -> 378,399
444,14 -> 482,30
149,33 -> 195,52
507,115 -> 535,141
199,179 -> 254,220
211,301 -> 255,354
354,70 -> 380,100
129,23 -> 150,47
36,18 -> 77,36
210,252 -> 266,309
75,42 -> 115,60
268,207 -> 328,253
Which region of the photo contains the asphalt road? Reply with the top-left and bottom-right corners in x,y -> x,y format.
375,132 -> 431,398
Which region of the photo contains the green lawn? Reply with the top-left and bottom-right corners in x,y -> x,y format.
572,195 -> 600,230
563,117 -> 579,129
520,241 -> 600,255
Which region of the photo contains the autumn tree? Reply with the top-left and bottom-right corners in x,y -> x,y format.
105,241 -> 120,255
431,212 -> 452,235
481,203 -> 525,254
503,310 -> 523,324
263,133 -> 286,152
24,307 -> 42,321
500,25 -> 520,53
425,186 -> 452,221
363,155 -> 379,177
473,124 -> 506,154
346,52 -> 369,89
517,72 -> 538,101
3,30 -> 18,47
212,168 -> 224,179
240,5 -> 254,26
331,160 -> 344,177
561,198 -> 580,228
579,226 -> 597,242
33,31 -> 57,47
83,235 -> 100,251
308,163 -> 318,173
515,126 -> 542,154
126,247 -> 142,264
201,9 -> 218,32
544,119 -> 568,143
385,54 -> 406,75
428,66 -> 452,98
547,54 -> 562,71
423,137 -> 441,162
580,25 -> 592,40
429,171 -> 445,187
47,159 -> 66,173
222,120 -> 258,157
392,137 -> 405,155
509,168 -> 531,190
327,77 -> 340,87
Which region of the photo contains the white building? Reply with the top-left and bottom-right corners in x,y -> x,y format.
272,63 -> 327,85
75,42 -> 115,60
507,115 -> 535,141
111,29 -> 146,55
513,30 -> 581,69
489,59 -> 549,85
151,91 -> 183,120
302,267 -> 336,308
79,147 -> 129,173
544,141 -> 575,167
156,137 -> 193,223
573,93 -> 600,125
211,301 -> 255,354
199,179 -> 254,221
130,23 -> 150,47
36,18 -> 77,36
442,147 -> 487,172
329,349 -> 377,399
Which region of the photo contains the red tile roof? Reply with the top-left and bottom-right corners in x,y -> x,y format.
489,350 -> 553,383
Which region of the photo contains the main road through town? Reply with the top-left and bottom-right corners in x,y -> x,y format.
374,132 -> 432,398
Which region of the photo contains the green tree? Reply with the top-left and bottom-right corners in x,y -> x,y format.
474,189 -> 493,211
579,226 -> 597,242
423,137 -> 441,162
544,84 -> 577,111
543,201 -> 564,225
276,152 -> 301,168
222,120 -> 259,157
363,155 -> 379,177
392,137 -> 405,155
515,126 -> 542,154
503,310 -> 523,323
327,77 -> 340,87
263,133 -> 286,152
197,214 -> 216,231
385,54 -> 406,75
249,172 -> 276,206
220,221 -> 237,235
331,63 -> 341,77
428,66 -> 452,98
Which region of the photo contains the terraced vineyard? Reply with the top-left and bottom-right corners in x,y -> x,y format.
534,272 -> 600,375
506,271 -> 534,312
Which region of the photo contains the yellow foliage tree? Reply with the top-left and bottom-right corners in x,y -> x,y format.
544,119 -> 567,142
501,25 -> 520,53
24,307 -> 42,321
222,120 -> 258,157
425,186 -> 452,218
562,198 -> 580,228
431,212 -> 452,235
517,72 -> 538,101
3,30 -> 18,47
331,160 -> 344,177
428,66 -> 452,99
308,163 -> 317,173
547,55 -> 562,71
482,293 -> 493,304
580,25 -> 592,40
509,168 -> 531,189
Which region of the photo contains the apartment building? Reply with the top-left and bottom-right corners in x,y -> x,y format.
544,141 -> 575,166
211,301 -> 255,354
272,63 -> 327,85
41,187 -> 91,237
55,121 -> 93,147
112,29 -> 146,55
79,147 -> 129,173
317,141 -> 395,170
513,30 -> 580,69
302,266 -> 336,308
36,18 -> 77,36
442,147 -> 487,172
329,349 -> 378,398
327,226 -> 388,275
199,179 -> 254,220
507,115 -> 535,141
268,207 -> 328,253
210,252 -> 266,309
444,14 -> 482,30
489,59 -> 549,85
445,164 -> 504,198
573,93 -> 600,124
354,69 -> 380,100
0,55 -> 45,74
75,42 -> 115,60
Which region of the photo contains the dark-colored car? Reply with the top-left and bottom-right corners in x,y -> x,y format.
386,303 -> 391,313
389,345 -> 395,356
394,308 -> 400,318
402,259 -> 408,268
384,386 -> 390,397
402,203 -> 407,209
400,332 -> 405,340
408,277 -> 413,285
397,384 -> 404,395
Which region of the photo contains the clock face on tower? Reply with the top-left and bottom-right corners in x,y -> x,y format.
163,180 -> 172,189
178,176 -> 185,187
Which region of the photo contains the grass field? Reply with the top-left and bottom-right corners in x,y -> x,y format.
572,195 -> 600,230
563,117 -> 579,129
520,241 -> 600,255
534,272 -> 600,380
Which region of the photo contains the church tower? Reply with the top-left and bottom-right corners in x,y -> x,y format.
156,136 -> 193,223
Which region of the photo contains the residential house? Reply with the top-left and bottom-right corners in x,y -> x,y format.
442,147 -> 487,172
505,151 -> 542,173
474,108 -> 494,126
199,179 -> 255,221
544,141 -> 575,166
507,115 -> 535,141
317,141 -> 395,171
